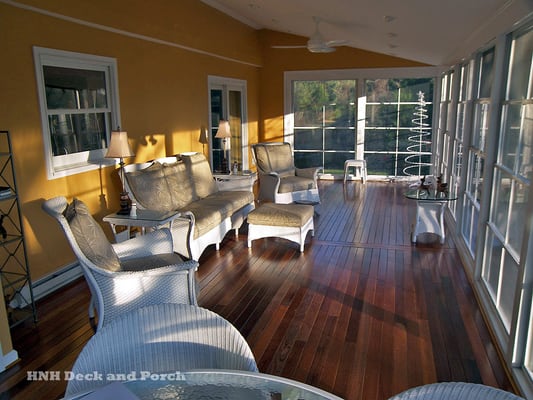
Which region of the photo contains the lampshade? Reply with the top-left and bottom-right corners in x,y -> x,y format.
105,130 -> 135,158
215,120 -> 231,139
198,128 -> 209,144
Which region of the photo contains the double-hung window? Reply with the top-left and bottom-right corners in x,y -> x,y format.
33,47 -> 120,179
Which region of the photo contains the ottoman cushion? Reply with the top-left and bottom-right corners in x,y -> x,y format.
248,203 -> 314,227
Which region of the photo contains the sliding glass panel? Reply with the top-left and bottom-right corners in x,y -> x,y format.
365,78 -> 433,177
293,80 -> 357,173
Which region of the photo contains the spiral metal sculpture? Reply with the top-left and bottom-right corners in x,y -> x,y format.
403,91 -> 432,177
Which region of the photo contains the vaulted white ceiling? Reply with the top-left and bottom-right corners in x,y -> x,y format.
202,0 -> 533,66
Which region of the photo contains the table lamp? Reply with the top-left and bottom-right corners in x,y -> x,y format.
105,129 -> 135,215
198,127 -> 209,155
215,120 -> 231,173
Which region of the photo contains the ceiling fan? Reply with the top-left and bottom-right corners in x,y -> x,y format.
272,16 -> 348,53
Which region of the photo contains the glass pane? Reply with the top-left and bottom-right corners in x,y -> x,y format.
478,47 -> 495,98
48,112 -> 107,156
229,90 -> 242,167
509,178 -> 528,255
499,251 -> 519,332
453,141 -> 464,182
519,103 -> 533,179
467,152 -> 484,204
324,151 -> 353,174
44,66 -> 107,109
294,128 -> 323,150
472,103 -> 489,151
364,152 -> 420,177
508,28 -> 533,100
459,64 -> 469,101
491,169 -> 511,239
323,81 -> 356,127
210,89 -> 223,153
482,230 -> 503,298
293,81 -> 326,126
324,128 -> 355,151
366,129 -> 398,151
294,151 -> 322,169
366,104 -> 398,127
462,199 -> 479,256
440,74 -> 448,101
500,104 -> 521,170
366,78 -> 433,102
456,102 -> 466,141
525,296 -> 533,374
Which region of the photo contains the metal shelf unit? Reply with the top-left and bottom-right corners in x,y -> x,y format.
0,131 -> 37,327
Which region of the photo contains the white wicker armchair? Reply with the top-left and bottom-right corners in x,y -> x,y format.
64,303 -> 259,397
388,382 -> 524,400
42,196 -> 199,331
252,142 -> 321,204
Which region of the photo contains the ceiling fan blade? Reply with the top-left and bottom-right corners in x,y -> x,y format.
271,45 -> 307,49
326,40 -> 348,47
308,45 -> 336,53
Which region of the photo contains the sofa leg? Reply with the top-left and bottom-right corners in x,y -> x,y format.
235,228 -> 239,237
216,242 -> 220,250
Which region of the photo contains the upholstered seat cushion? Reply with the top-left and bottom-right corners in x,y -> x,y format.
180,191 -> 254,238
278,176 -> 315,193
64,198 -> 121,272
247,203 -> 314,227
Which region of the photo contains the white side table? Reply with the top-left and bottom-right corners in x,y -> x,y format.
213,172 -> 257,192
404,189 -> 457,244
103,209 -> 181,243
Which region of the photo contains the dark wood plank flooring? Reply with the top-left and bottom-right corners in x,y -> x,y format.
0,181 -> 516,399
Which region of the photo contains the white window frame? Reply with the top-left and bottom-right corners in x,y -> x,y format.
33,47 -> 121,179
284,67 -> 444,179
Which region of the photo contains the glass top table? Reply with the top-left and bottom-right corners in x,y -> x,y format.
69,369 -> 343,400
103,209 -> 181,242
404,189 -> 457,244
404,189 -> 458,201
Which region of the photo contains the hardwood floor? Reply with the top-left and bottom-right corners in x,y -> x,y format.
0,181 -> 517,399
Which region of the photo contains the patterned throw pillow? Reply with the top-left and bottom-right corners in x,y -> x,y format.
182,153 -> 218,199
125,162 -> 173,212
162,160 -> 197,209
64,198 -> 121,272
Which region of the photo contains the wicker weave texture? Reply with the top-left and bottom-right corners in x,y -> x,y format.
65,303 -> 258,397
388,382 -> 524,400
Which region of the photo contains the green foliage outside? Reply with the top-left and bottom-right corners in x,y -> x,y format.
292,78 -> 434,177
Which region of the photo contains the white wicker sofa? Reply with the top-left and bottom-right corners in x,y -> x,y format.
124,153 -> 255,261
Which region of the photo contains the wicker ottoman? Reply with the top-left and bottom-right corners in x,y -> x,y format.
247,203 -> 314,252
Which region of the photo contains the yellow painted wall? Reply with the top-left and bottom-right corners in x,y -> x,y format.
0,0 -> 261,281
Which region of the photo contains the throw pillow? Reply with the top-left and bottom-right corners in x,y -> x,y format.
125,162 -> 173,212
64,198 -> 121,272
182,153 -> 218,199
163,160 -> 197,209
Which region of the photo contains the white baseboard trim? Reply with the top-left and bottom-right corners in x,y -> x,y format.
0,347 -> 19,372
9,262 -> 83,308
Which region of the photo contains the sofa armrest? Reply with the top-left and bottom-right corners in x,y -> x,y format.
295,166 -> 322,182
257,172 -> 281,202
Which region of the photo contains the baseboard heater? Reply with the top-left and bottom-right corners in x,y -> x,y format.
9,262 -> 83,309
